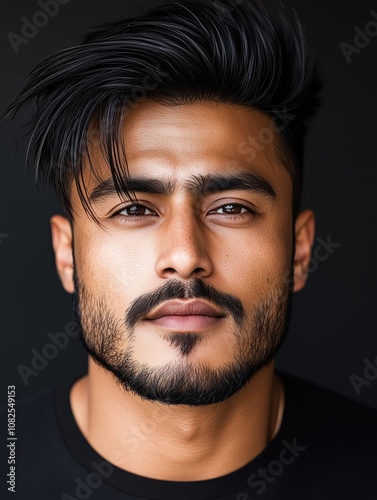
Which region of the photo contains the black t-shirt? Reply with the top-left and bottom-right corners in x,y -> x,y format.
4,372 -> 377,499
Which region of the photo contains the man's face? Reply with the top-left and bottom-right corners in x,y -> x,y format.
63,101 -> 300,406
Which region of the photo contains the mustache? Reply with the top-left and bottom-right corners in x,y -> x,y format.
125,278 -> 246,329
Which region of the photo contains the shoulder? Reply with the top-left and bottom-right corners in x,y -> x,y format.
280,371 -> 377,430
278,371 -> 377,477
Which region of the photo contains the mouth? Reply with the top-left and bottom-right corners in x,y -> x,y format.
144,299 -> 226,331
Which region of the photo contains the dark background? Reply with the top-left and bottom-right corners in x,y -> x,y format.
0,0 -> 376,409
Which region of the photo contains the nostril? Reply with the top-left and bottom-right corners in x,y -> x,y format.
162,267 -> 207,278
164,268 -> 176,274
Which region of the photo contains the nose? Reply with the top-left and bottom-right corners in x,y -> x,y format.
155,205 -> 213,280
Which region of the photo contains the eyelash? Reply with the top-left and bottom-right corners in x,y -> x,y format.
112,202 -> 257,223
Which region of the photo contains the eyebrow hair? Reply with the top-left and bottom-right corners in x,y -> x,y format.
88,172 -> 276,203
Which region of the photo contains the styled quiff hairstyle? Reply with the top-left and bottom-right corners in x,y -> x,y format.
4,0 -> 321,222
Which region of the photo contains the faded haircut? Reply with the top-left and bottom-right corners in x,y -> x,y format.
3,0 -> 321,223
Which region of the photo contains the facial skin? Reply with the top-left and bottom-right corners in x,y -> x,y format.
51,100 -> 315,480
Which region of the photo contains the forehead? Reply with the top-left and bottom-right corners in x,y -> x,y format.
81,100 -> 292,203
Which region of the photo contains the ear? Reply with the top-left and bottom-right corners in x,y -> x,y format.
50,215 -> 75,293
293,210 -> 315,292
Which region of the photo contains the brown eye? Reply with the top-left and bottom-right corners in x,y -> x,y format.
210,204 -> 249,215
121,204 -> 155,216
207,203 -> 257,221
221,204 -> 244,214
127,205 -> 146,216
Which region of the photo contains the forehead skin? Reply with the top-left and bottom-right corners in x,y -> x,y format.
74,100 -> 293,221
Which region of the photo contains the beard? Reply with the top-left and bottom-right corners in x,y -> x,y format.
72,269 -> 293,407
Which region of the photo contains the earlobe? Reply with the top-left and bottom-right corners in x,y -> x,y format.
293,210 -> 316,292
50,215 -> 75,293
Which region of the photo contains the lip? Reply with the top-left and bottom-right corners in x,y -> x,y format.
147,315 -> 223,330
145,299 -> 225,320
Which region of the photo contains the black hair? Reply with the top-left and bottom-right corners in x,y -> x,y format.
3,0 -> 321,223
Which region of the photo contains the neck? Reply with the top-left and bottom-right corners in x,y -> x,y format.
70,359 -> 284,481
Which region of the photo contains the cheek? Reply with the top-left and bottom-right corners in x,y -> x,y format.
213,216 -> 293,300
74,231 -> 160,316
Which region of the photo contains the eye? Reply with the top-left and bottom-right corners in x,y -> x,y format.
119,204 -> 156,216
112,203 -> 158,222
208,203 -> 254,215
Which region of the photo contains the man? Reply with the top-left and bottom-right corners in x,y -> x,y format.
2,0 -> 376,498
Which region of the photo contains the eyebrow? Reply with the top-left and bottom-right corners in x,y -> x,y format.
88,172 -> 277,203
